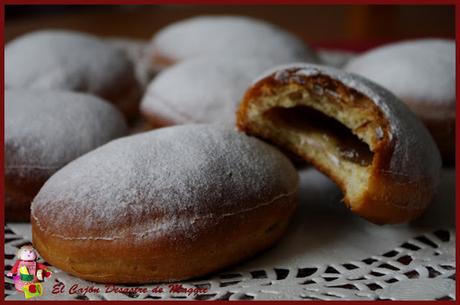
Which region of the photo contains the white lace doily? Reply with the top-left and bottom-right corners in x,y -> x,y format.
4,168 -> 455,300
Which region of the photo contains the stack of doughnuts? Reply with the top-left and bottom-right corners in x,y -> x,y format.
141,15 -> 319,127
4,14 -> 452,284
5,30 -> 142,120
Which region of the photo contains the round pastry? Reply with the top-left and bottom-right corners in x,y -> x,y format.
147,15 -> 317,72
5,30 -> 142,120
344,39 -> 455,164
31,124 -> 298,283
142,56 -> 316,127
5,90 -> 128,221
237,64 -> 442,224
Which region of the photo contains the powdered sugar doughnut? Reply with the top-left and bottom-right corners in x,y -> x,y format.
5,90 -> 128,221
344,39 -> 455,163
141,56 -> 300,127
5,30 -> 142,120
237,63 -> 441,224
31,124 -> 298,283
147,15 -> 317,71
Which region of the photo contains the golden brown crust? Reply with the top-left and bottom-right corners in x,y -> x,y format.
149,51 -> 176,73
141,108 -> 178,129
32,192 -> 297,283
140,91 -> 205,129
354,171 -> 433,224
237,66 -> 440,224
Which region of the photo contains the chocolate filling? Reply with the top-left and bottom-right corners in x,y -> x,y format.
264,106 -> 374,167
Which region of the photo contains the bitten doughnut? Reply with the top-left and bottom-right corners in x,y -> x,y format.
5,30 -> 142,120
5,90 -> 128,221
344,39 -> 455,163
141,56 -> 317,127
147,15 -> 317,72
237,64 -> 441,224
31,124 -> 299,283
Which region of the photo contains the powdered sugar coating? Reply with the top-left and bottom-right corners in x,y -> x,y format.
253,63 -> 441,180
5,90 -> 128,180
31,124 -> 298,241
142,56 -> 303,125
149,15 -> 317,64
344,39 -> 455,107
5,30 -> 135,97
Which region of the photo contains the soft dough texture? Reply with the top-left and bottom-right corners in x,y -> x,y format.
5,90 -> 128,221
141,56 -> 317,127
237,64 -> 441,224
147,15 -> 317,71
5,30 -> 142,119
344,39 -> 455,163
31,124 -> 299,283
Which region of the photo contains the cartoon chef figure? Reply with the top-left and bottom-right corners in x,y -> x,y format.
7,245 -> 52,293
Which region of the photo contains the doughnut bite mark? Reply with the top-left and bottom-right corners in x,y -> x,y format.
5,90 -> 128,222
31,125 -> 298,283
237,64 -> 441,224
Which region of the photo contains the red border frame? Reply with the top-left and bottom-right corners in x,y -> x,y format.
0,1 -> 457,304
0,1 -> 459,5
